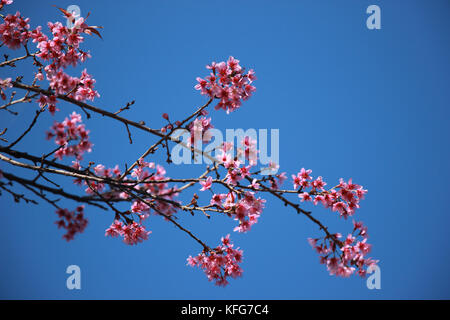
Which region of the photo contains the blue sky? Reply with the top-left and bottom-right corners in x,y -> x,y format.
0,0 -> 449,299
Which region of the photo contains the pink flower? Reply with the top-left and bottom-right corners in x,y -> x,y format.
122,222 -> 151,245
105,220 -> 124,237
298,168 -> 312,180
312,176 -> 326,190
106,220 -> 151,245
240,165 -> 252,178
35,72 -> 44,81
0,77 -> 12,100
94,164 -> 105,176
292,174 -> 302,189
249,178 -> 260,190
356,239 -> 372,255
55,206 -> 88,241
308,238 -> 318,248
267,161 -> 279,173
187,235 -> 243,286
0,11 -> 31,49
199,176 -> 213,191
332,201 -> 347,215
47,112 -> 93,160
0,77 -> 12,89
210,193 -> 226,206
299,192 -> 312,202
195,56 -> 256,113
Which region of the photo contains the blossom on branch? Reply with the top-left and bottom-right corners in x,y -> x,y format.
187,234 -> 243,286
195,56 -> 257,113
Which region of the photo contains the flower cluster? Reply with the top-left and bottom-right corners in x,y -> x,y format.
0,10 -> 30,49
76,162 -> 121,194
128,161 -> 179,217
0,3 -> 100,112
55,206 -> 88,241
187,234 -> 243,286
196,142 -> 266,233
308,220 -> 378,277
268,171 -> 287,189
105,220 -> 151,245
31,20 -> 99,106
195,56 -> 256,113
46,112 -> 93,160
210,191 -> 266,233
293,168 -> 367,219
188,116 -> 214,146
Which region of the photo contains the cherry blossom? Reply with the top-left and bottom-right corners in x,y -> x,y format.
0,11 -> 30,49
46,112 -> 93,160
188,116 -> 214,145
105,220 -> 151,245
195,56 -> 256,113
55,205 -> 88,241
199,176 -> 213,191
187,235 -> 243,286
307,221 -> 377,278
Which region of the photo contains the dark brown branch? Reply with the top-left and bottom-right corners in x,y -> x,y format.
7,107 -> 43,148
2,171 -> 108,210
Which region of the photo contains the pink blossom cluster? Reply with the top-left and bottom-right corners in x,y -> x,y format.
293,168 -> 367,219
197,143 -> 266,233
308,220 -> 378,277
0,77 -> 12,100
128,161 -> 179,217
216,147 -> 253,186
55,205 -> 88,241
31,21 -> 99,105
74,162 -> 121,194
188,116 -> 214,146
210,191 -> 266,233
187,234 -> 243,286
105,220 -> 151,245
0,10 -> 30,49
37,94 -> 59,115
31,20 -> 92,68
0,3 -> 99,110
195,56 -> 256,113
46,112 -> 93,160
0,3 -> 100,113
268,171 -> 287,190
215,137 -> 266,185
